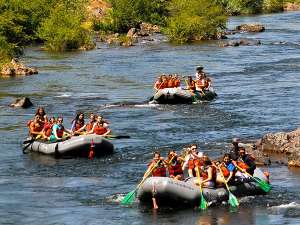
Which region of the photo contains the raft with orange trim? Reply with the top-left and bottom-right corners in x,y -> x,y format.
150,87 -> 217,104
22,134 -> 114,157
137,168 -> 268,207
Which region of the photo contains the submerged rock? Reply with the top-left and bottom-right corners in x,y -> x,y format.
1,58 -> 38,76
235,24 -> 265,33
10,97 -> 33,108
220,39 -> 262,47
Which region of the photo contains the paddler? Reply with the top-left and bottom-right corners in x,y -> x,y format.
194,156 -> 216,188
166,150 -> 184,180
49,116 -> 72,142
215,153 -> 236,186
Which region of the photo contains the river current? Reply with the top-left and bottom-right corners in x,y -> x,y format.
0,12 -> 300,225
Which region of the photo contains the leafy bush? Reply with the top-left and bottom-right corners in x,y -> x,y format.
38,1 -> 94,51
165,0 -> 227,43
263,0 -> 283,12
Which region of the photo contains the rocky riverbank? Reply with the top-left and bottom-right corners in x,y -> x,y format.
246,128 -> 300,167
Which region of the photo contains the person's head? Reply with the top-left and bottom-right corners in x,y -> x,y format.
188,76 -> 193,82
190,144 -> 198,153
196,66 -> 203,72
57,116 -> 63,125
74,112 -> 84,122
36,107 -> 46,117
203,155 -> 212,166
49,117 -> 56,124
34,114 -> 41,122
153,151 -> 161,160
89,113 -> 95,121
239,147 -> 246,156
168,150 -> 176,159
96,115 -> 103,122
223,153 -> 231,163
232,138 -> 239,146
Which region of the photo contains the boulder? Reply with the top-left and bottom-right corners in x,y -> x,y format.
254,128 -> 300,167
140,22 -> 160,34
1,58 -> 38,76
10,97 -> 33,108
284,3 -> 300,11
235,24 -> 265,32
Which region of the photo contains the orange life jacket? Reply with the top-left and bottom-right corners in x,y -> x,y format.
174,79 -> 180,87
169,159 -> 183,176
196,79 -> 205,89
94,124 -> 108,135
167,79 -> 174,88
154,81 -> 162,90
237,161 -> 249,170
85,122 -> 94,132
73,120 -> 84,132
43,123 -> 54,137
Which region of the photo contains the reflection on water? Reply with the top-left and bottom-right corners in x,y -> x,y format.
0,11 -> 300,225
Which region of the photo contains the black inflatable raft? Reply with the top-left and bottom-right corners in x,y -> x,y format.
150,88 -> 217,104
22,134 -> 114,157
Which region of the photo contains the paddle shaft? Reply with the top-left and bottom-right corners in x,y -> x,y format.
218,165 -> 231,190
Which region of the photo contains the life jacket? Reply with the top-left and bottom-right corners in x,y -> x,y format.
169,159 -> 183,176
188,80 -> 196,91
31,121 -> 43,133
201,165 -> 216,180
174,79 -> 180,87
27,120 -> 33,127
160,81 -> 168,89
204,79 -> 210,89
154,81 -> 162,90
56,125 -> 65,138
150,161 -> 166,177
85,122 -> 94,132
94,123 -> 108,135
73,120 -> 84,132
167,79 -> 174,88
196,79 -> 205,90
220,165 -> 230,177
237,161 -> 249,170
44,123 -> 54,137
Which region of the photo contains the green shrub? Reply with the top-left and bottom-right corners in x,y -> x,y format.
38,1 -> 94,51
165,0 -> 227,43
263,0 -> 283,12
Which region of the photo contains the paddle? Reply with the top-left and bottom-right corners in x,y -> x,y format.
218,165 -> 239,208
236,165 -> 271,193
195,167 -> 208,210
121,160 -> 161,205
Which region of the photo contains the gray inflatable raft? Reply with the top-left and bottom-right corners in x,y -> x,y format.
150,88 -> 217,104
22,134 -> 114,157
137,168 -> 268,206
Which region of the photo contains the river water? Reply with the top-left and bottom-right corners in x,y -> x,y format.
0,11 -> 300,225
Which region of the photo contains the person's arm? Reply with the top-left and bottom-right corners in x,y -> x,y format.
71,120 -> 76,131
29,123 -> 41,136
75,124 -> 86,134
87,123 -> 97,134
102,128 -> 111,136
44,115 -> 48,123
201,167 -> 213,184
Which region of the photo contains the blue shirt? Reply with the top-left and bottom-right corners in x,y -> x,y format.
226,162 -> 236,172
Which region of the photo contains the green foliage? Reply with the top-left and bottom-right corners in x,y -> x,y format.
108,0 -> 168,33
165,0 -> 227,43
37,0 -> 94,51
263,0 -> 283,12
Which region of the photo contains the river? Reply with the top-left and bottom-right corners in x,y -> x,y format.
0,11 -> 300,225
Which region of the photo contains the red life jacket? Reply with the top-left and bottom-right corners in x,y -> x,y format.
44,123 -> 54,137
196,79 -> 205,89
73,120 -> 84,132
167,79 -> 174,88
149,161 -> 166,177
56,125 -> 64,138
154,81 -> 162,90
94,124 -> 107,135
174,79 -> 180,87
85,122 -> 94,132
169,160 -> 183,176
201,166 -> 216,180
220,165 -> 230,177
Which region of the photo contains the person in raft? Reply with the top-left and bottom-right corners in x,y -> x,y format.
85,113 -> 96,133
236,147 -> 256,176
194,155 -> 216,188
29,114 -> 45,139
71,112 -> 85,135
215,153 -> 236,185
42,117 -> 56,139
35,107 -> 48,128
144,151 -> 167,179
88,115 -> 111,136
49,116 -> 72,142
182,144 -> 204,178
166,150 -> 184,180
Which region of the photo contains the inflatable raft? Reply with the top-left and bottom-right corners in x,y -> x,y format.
22,134 -> 114,157
137,168 -> 268,207
150,88 -> 217,104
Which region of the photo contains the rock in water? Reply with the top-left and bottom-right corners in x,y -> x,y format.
235,24 -> 265,32
10,97 -> 33,108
